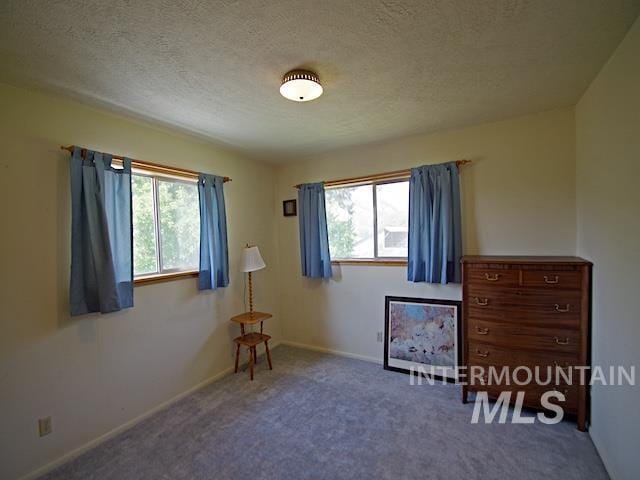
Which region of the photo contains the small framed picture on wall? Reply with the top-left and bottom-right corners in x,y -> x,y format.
384,296 -> 462,382
283,199 -> 297,216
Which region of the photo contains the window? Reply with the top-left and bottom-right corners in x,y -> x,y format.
325,179 -> 409,262
132,171 -> 200,279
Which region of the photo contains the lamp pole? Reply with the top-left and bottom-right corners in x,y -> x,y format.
248,271 -> 254,313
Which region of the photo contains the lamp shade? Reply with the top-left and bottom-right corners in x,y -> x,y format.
240,246 -> 266,273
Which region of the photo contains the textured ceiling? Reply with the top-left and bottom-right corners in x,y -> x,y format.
1,1 -> 639,161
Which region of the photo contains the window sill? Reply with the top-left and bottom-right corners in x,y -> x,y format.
331,259 -> 407,266
134,270 -> 198,286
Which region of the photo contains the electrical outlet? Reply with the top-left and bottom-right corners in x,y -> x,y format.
38,417 -> 52,437
377,331 -> 384,342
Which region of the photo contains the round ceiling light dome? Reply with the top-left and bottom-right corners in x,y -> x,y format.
279,70 -> 323,102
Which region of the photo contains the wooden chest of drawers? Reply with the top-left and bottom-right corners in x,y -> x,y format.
461,256 -> 592,431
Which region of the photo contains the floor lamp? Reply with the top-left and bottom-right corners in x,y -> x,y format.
240,245 -> 266,314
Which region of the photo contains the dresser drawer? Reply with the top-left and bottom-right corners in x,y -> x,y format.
467,343 -> 579,413
466,287 -> 581,327
467,319 -> 580,353
522,270 -> 582,290
467,268 -> 519,287
467,341 -> 579,370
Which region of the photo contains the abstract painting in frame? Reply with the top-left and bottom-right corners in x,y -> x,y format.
384,296 -> 461,381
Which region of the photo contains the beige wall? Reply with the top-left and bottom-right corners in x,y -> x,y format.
576,16 -> 640,480
275,108 -> 576,360
0,83 -> 281,480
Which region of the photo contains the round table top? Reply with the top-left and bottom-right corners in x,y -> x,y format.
230,311 -> 272,325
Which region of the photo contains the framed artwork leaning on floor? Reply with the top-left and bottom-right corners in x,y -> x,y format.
384,296 -> 462,382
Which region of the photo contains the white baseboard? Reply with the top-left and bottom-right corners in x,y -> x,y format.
280,340 -> 382,365
17,341 -> 283,480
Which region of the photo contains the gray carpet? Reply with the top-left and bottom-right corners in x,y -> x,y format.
41,345 -> 608,480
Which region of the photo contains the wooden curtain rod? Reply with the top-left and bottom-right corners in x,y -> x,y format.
60,145 -> 232,183
294,159 -> 471,189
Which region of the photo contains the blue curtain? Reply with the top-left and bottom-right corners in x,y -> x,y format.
298,182 -> 332,278
198,174 -> 229,290
407,162 -> 462,284
70,147 -> 133,315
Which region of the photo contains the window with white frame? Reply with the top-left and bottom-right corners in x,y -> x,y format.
325,179 -> 409,261
132,172 -> 200,277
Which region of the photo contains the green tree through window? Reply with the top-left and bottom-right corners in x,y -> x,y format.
158,179 -> 200,270
132,173 -> 200,277
325,180 -> 408,260
132,175 -> 157,275
325,187 -> 358,258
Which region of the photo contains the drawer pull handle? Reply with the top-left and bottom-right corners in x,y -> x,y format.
475,297 -> 489,306
475,326 -> 490,335
554,337 -> 570,345
475,349 -> 489,357
485,273 -> 500,281
554,304 -> 570,313
544,275 -> 559,284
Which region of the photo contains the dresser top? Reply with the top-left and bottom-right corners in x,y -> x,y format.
461,255 -> 592,265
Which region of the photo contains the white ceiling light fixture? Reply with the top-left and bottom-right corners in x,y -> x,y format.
279,70 -> 323,102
